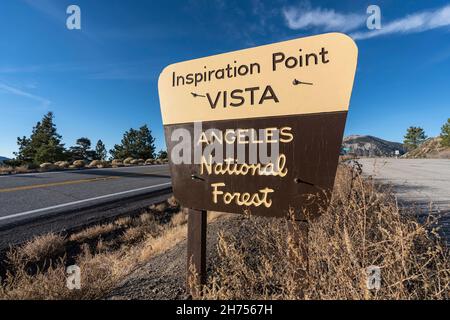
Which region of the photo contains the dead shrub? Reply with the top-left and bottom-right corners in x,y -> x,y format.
130,159 -> 144,165
123,157 -> 134,165
0,166 -> 13,175
111,159 -> 124,167
200,165 -> 449,300
69,223 -> 116,242
97,161 -> 111,168
144,158 -> 154,165
39,163 -> 56,171
137,213 -> 155,226
170,210 -> 188,227
121,226 -> 152,243
55,161 -> 70,169
0,199 -> 192,299
167,196 -> 179,208
72,160 -> 85,168
151,202 -> 168,213
9,233 -> 66,264
115,216 -> 132,227
88,160 -> 102,168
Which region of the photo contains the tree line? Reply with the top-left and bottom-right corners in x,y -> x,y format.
9,112 -> 165,166
5,112 -> 449,166
403,118 -> 450,151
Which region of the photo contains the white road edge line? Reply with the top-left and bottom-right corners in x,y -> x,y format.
0,182 -> 172,222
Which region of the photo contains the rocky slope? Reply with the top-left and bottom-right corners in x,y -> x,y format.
402,137 -> 450,159
342,135 -> 405,157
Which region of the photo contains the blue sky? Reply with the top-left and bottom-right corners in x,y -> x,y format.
1,0 -> 450,158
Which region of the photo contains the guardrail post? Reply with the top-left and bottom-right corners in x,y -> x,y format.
186,208 -> 207,295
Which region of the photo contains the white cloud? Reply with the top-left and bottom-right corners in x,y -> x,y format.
0,82 -> 51,107
282,3 -> 450,41
283,4 -> 365,32
351,4 -> 450,40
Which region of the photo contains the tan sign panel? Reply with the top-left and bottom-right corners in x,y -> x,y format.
159,32 -> 357,125
158,33 -> 358,218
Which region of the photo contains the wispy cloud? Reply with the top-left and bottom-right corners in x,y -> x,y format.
283,3 -> 450,41
351,4 -> 450,40
283,3 -> 365,32
0,82 -> 51,107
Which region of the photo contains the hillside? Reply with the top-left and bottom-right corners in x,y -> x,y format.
0,156 -> 10,164
342,135 -> 405,157
402,137 -> 450,159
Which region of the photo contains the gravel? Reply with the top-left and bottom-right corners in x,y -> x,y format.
107,214 -> 249,300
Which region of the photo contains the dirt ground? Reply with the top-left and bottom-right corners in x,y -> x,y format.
107,214 -> 243,299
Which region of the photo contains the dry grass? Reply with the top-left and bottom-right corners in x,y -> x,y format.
72,160 -> 85,168
170,210 -> 188,227
9,233 -> 66,264
54,161 -> 70,169
115,216 -> 132,227
39,163 -> 56,171
111,159 -> 124,167
151,202 -> 168,213
0,166 -> 13,175
0,197 -> 184,300
0,165 -> 34,175
15,166 -> 34,173
69,223 -> 116,242
2,164 -> 448,300
198,165 -> 449,300
403,136 -> 450,159
88,160 -> 111,168
123,157 -> 134,166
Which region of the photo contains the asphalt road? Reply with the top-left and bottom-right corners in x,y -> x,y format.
0,165 -> 171,227
358,158 -> 450,245
357,158 -> 450,212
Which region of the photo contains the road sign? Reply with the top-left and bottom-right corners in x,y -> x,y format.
158,33 -> 358,219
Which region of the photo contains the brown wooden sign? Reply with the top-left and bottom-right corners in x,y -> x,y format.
158,33 -> 358,219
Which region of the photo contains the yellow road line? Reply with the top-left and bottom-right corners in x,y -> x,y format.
0,176 -> 119,193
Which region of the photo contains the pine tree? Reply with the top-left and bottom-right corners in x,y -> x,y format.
110,125 -> 155,159
14,112 -> 66,164
157,150 -> 168,159
403,126 -> 427,151
440,118 -> 450,147
68,137 -> 98,161
95,140 -> 108,160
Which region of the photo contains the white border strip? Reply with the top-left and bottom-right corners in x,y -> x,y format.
0,182 -> 172,222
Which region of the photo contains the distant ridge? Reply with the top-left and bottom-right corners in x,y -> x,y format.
0,156 -> 10,163
343,135 -> 405,157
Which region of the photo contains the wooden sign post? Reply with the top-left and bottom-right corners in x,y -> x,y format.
186,208 -> 207,292
158,33 -> 358,293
